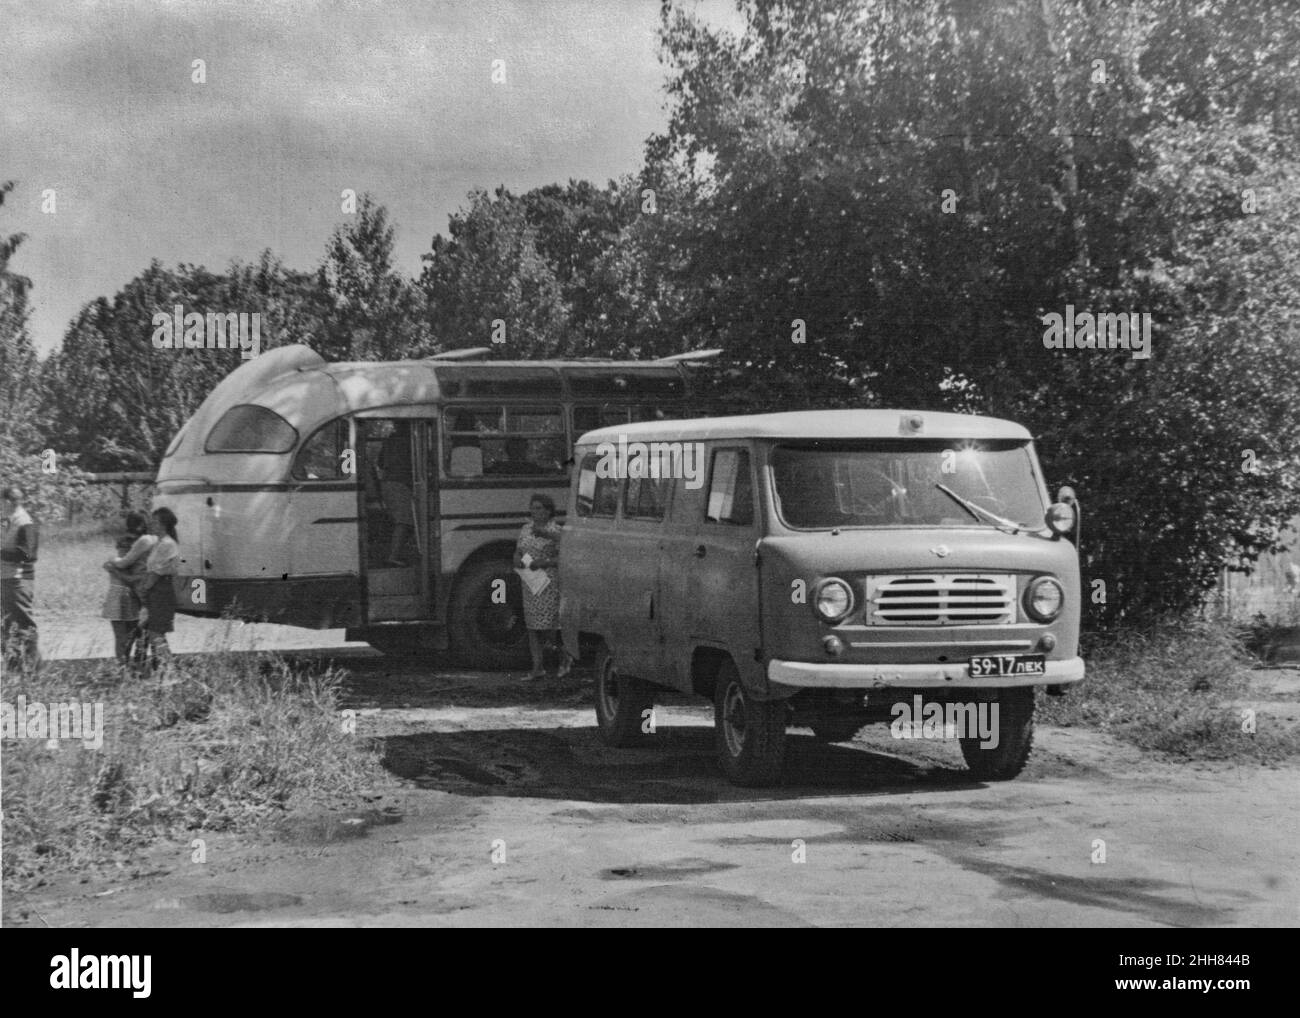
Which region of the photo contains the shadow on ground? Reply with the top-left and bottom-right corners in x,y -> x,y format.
375,723 -> 980,805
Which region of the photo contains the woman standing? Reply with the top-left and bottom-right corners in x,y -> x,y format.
102,511 -> 156,666
513,493 -> 572,681
136,507 -> 181,673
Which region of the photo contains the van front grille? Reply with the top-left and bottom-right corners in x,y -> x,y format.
866,574 -> 1015,625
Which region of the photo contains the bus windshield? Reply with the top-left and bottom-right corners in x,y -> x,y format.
771,440 -> 1046,530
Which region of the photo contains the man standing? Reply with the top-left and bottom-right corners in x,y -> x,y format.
1,486 -> 40,670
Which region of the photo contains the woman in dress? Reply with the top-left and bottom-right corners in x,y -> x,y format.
513,493 -> 573,681
136,507 -> 181,673
102,511 -> 156,666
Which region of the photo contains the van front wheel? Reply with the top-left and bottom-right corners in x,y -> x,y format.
593,645 -> 654,747
960,688 -> 1035,780
714,662 -> 787,786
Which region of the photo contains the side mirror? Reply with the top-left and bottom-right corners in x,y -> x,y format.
1045,485 -> 1081,542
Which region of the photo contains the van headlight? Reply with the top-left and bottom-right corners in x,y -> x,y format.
1024,576 -> 1064,622
814,578 -> 854,623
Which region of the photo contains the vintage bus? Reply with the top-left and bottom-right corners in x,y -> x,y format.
152,343 -> 715,667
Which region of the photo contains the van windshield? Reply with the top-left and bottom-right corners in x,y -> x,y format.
771,440 -> 1046,530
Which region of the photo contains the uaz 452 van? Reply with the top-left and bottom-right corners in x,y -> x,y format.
560,410 -> 1083,786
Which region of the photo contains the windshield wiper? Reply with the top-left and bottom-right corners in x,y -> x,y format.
935,484 -> 1029,534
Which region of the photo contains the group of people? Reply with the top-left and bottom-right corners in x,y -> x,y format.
100,506 -> 181,672
5,479 -> 569,683
1,487 -> 182,675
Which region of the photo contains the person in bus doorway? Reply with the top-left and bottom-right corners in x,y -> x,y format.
514,493 -> 573,681
136,507 -> 180,675
102,511 -> 157,668
1,486 -> 40,672
379,424 -> 415,566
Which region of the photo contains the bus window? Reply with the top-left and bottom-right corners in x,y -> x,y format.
205,405 -> 297,454
292,418 -> 350,480
573,404 -> 673,437
444,405 -> 565,477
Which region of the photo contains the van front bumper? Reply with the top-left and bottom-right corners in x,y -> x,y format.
767,656 -> 1085,690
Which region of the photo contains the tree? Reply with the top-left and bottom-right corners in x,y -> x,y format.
418,187 -> 571,357
650,0 -> 1300,623
40,254 -> 326,471
0,180 -> 92,520
317,194 -> 430,360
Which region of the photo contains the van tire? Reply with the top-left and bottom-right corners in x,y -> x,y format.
960,688 -> 1035,780
447,558 -> 530,671
714,661 -> 787,786
593,644 -> 654,747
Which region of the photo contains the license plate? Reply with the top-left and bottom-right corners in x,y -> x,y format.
968,654 -> 1046,677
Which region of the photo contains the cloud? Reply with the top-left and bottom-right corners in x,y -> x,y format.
3,0 -> 712,355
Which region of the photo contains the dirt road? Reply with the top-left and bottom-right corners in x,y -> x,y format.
7,648 -> 1298,928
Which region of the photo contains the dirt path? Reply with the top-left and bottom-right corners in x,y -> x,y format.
7,653 -> 1299,928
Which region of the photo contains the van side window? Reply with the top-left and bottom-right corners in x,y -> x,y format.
576,452 -> 621,518
625,475 -> 672,520
705,448 -> 753,525
292,418 -> 349,480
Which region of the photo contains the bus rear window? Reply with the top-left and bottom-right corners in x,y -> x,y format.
205,405 -> 298,454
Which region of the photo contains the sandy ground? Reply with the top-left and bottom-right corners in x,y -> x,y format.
6,619 -> 1300,927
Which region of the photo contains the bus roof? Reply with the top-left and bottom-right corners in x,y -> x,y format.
162,344 -> 702,466
576,409 -> 1034,444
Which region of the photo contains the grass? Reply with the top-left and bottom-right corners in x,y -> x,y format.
1038,617 -> 1300,764
2,650 -> 391,891
37,523 -> 122,618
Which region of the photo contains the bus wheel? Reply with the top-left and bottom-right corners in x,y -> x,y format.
714,660 -> 786,786
592,644 -> 653,747
960,688 -> 1035,781
448,558 -> 529,670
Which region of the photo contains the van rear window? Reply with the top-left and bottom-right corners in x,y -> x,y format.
205,405 -> 297,454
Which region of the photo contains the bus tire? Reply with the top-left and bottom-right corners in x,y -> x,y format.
593,644 -> 654,747
448,557 -> 530,670
714,660 -> 787,786
960,688 -> 1035,781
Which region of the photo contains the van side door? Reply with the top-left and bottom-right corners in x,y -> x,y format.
663,443 -> 764,692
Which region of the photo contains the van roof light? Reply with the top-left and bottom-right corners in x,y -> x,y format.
900,413 -> 925,435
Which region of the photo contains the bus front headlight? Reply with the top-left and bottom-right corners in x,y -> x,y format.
814,578 -> 854,624
1024,576 -> 1064,622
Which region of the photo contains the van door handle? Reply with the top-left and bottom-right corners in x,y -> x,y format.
693,545 -> 707,558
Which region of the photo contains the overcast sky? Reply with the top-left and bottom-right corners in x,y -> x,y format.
1,0 -> 739,357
